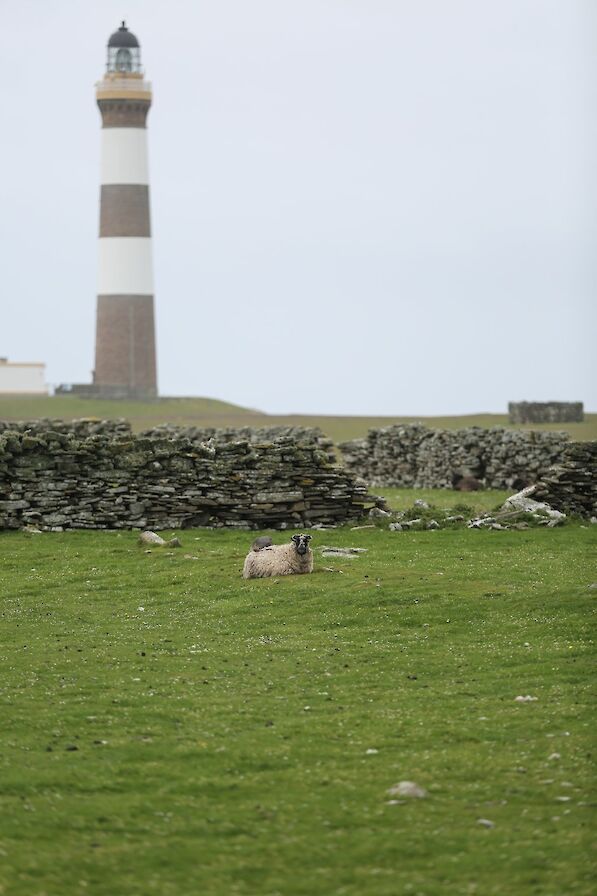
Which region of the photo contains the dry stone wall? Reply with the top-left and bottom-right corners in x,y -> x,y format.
339,424 -> 570,490
0,418 -> 132,438
0,431 -> 377,532
533,441 -> 597,518
141,423 -> 336,462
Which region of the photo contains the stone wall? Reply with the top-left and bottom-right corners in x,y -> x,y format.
533,441 -> 597,518
0,432 -> 378,531
0,420 -> 335,460
140,423 -> 336,462
338,424 -> 569,490
508,402 -> 584,424
0,418 -> 132,438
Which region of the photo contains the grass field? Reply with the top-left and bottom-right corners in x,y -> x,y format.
373,488 -> 511,514
1,518 -> 595,895
1,395 -> 596,442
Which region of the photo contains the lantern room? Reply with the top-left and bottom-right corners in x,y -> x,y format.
106,21 -> 142,74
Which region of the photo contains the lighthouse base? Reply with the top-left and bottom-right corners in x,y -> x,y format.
93,294 -> 157,397
56,383 -> 158,400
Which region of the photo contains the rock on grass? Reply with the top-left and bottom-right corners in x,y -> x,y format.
386,781 -> 427,799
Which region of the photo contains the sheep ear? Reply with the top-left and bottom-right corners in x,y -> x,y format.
291,534 -> 299,543
305,535 -> 312,541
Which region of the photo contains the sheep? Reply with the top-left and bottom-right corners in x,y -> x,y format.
242,534 -> 313,579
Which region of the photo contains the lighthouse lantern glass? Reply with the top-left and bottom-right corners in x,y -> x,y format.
106,46 -> 142,74
116,48 -> 132,71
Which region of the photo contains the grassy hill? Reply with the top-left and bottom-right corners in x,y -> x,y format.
0,395 -> 595,442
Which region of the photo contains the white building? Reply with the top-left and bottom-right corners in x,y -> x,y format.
0,358 -> 48,395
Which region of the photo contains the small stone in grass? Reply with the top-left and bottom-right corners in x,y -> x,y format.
387,781 -> 427,799
65,745 -> 78,751
515,695 -> 538,702
365,748 -> 378,755
139,531 -> 166,546
548,752 -> 561,760
477,818 -> 495,828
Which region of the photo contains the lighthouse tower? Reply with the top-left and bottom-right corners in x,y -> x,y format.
93,22 -> 157,398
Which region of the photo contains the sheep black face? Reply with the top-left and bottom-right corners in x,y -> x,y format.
291,534 -> 312,555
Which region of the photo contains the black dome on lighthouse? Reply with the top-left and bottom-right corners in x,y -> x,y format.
108,22 -> 139,48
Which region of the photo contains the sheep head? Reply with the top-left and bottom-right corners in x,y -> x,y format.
291,534 -> 312,555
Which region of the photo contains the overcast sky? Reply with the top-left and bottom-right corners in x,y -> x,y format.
1,0 -> 595,415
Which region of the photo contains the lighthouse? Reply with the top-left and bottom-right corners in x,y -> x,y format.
93,22 -> 157,398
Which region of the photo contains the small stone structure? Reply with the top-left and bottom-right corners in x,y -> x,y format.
0,431 -> 378,531
338,424 -> 569,490
533,441 -> 597,518
508,402 -> 584,424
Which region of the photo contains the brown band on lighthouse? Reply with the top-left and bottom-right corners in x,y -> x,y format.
99,185 -> 151,237
98,98 -> 151,128
94,294 -> 157,396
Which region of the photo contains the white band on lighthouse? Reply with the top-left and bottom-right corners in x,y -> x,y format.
98,237 -> 154,295
101,128 -> 149,185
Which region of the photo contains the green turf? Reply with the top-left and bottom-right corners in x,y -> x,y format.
0,395 -> 259,429
1,395 -> 595,442
1,520 -> 595,895
375,487 -> 511,514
